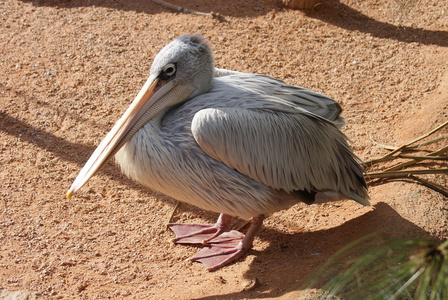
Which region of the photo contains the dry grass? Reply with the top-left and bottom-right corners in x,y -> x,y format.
365,120 -> 448,197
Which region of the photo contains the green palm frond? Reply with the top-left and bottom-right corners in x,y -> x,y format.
306,233 -> 448,299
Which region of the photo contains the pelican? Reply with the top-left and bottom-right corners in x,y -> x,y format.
67,34 -> 369,270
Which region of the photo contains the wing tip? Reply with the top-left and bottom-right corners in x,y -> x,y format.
350,192 -> 371,206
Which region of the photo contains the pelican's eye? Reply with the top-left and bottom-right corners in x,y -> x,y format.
160,63 -> 177,81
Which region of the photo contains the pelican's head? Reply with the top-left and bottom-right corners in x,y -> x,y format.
151,34 -> 214,98
66,34 -> 214,199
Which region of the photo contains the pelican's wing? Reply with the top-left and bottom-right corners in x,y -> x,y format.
214,71 -> 345,128
191,105 -> 368,205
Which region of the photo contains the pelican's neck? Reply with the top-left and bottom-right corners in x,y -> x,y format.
114,116 -> 164,182
151,108 -> 169,129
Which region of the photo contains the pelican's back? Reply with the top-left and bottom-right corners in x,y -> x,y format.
214,69 -> 345,128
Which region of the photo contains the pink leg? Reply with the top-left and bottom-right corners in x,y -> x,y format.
168,214 -> 265,271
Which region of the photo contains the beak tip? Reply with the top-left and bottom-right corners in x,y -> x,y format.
66,189 -> 73,200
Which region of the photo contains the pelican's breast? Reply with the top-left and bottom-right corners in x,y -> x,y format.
114,94 -> 291,219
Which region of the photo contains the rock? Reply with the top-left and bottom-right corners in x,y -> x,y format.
0,286 -> 44,300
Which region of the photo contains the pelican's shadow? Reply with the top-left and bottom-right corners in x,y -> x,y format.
195,202 -> 432,299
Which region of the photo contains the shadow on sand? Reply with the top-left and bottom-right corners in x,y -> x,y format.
194,202 -> 431,299
20,0 -> 448,46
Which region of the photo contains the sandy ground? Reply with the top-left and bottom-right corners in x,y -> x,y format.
1,0 -> 447,299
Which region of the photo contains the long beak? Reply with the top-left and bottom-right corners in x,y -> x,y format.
66,75 -> 195,199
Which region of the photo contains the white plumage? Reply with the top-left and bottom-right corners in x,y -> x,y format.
68,34 -> 369,270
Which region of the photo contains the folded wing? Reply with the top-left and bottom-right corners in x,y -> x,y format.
191,105 -> 368,205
